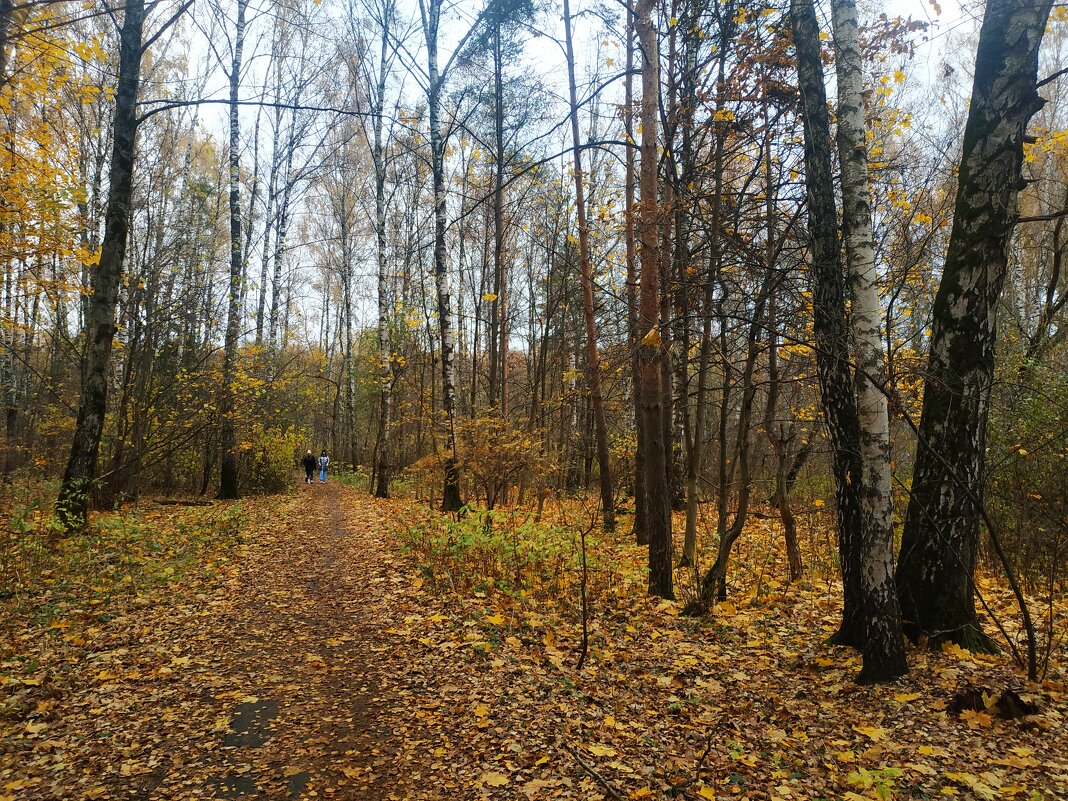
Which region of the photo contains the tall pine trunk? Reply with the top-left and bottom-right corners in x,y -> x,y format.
564,0 -> 615,532
898,0 -> 1052,651
636,0 -> 672,599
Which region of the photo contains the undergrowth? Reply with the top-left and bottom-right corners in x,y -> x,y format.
0,495 -> 247,632
400,505 -> 634,618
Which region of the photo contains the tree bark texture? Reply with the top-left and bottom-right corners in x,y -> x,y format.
420,0 -> 463,512
898,0 -> 1052,650
218,0 -> 248,501
636,0 -> 672,599
564,0 -> 615,532
830,0 -> 908,683
57,0 -> 146,527
624,5 -> 647,546
789,0 -> 866,648
372,4 -> 393,498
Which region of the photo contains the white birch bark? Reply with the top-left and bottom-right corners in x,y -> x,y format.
830,0 -> 906,681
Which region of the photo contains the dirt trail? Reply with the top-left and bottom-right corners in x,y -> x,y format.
125,482 -> 403,800
192,482 -> 395,799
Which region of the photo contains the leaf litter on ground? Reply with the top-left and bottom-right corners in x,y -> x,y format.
1,484 -> 1066,800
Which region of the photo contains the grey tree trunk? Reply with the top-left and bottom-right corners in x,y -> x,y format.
56,0 -> 146,527
683,38 -> 729,567
898,0 -> 1053,651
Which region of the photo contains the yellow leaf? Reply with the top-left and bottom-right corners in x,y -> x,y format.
482,771 -> 509,787
589,744 -> 617,757
473,703 -> 490,718
894,692 -> 922,703
640,326 -> 661,347
836,751 -> 856,763
959,709 -> 993,729
485,613 -> 505,626
853,725 -> 886,741
698,787 -> 717,800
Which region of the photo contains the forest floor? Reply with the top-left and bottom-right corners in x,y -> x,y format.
1,481 -> 1067,800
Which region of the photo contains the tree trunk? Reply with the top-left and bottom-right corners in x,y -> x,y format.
563,0 -> 615,532
372,4 -> 394,498
898,0 -> 1052,651
684,37 -> 729,567
830,0 -> 908,683
624,5 -> 647,545
218,0 -> 248,501
789,0 -> 866,648
636,0 -> 672,599
56,0 -> 146,527
419,0 -> 463,512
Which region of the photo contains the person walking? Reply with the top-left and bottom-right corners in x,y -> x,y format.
301,451 -> 316,483
318,450 -> 330,483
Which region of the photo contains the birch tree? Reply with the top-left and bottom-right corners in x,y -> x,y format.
829,0 -> 907,682
898,0 -> 1053,653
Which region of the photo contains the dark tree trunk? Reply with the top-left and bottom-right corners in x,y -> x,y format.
636,0 -> 672,599
56,0 -> 146,527
371,1 -> 394,498
789,0 -> 865,647
898,0 -> 1052,651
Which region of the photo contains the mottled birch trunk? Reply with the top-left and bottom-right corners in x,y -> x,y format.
790,0 -> 866,648
218,0 -> 248,500
831,0 -> 907,682
419,0 -> 462,511
898,0 -> 1052,651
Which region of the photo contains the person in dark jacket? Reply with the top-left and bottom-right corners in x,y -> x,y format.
301,451 -> 316,483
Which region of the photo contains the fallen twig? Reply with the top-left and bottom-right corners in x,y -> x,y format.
561,741 -> 626,801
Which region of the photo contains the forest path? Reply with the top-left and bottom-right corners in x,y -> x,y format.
191,480 -> 397,800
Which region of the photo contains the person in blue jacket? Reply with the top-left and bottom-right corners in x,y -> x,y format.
318,450 -> 330,483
